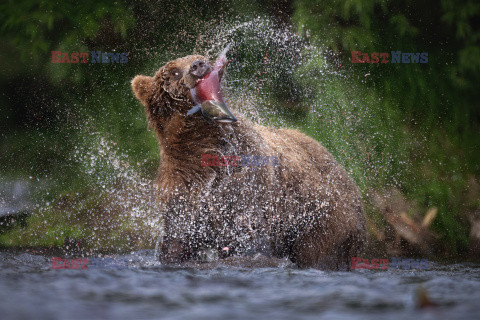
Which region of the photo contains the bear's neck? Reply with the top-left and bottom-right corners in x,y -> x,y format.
155,113 -> 256,181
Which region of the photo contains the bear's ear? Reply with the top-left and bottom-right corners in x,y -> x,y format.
132,75 -> 154,106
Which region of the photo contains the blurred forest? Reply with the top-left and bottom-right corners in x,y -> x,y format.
0,0 -> 479,259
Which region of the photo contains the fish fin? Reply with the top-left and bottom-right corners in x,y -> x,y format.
187,105 -> 201,116
218,61 -> 229,80
215,44 -> 231,70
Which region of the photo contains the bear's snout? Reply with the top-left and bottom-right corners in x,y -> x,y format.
189,60 -> 211,79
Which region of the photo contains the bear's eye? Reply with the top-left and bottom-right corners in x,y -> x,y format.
170,68 -> 182,79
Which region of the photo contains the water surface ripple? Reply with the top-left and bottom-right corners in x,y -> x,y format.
0,251 -> 479,320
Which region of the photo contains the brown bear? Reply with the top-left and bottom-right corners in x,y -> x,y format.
131,52 -> 366,269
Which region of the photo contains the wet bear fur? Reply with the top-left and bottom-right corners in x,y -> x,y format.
131,54 -> 366,269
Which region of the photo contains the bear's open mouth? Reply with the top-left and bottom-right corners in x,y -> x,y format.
187,45 -> 237,123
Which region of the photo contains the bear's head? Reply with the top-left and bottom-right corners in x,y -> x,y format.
132,54 -> 237,129
132,55 -> 210,124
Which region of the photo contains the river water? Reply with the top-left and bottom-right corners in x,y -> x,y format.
0,250 -> 479,320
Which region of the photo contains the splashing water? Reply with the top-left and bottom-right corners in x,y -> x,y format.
194,17 -> 404,191
26,16 -> 407,256
31,131 -> 163,254
1,12 -> 477,320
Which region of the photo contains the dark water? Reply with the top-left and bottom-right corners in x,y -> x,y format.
0,250 -> 479,320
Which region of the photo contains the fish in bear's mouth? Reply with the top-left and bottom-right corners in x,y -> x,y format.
187,45 -> 237,123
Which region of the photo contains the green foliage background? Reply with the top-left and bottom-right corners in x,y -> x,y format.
0,0 -> 478,257
292,0 -> 480,255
